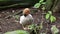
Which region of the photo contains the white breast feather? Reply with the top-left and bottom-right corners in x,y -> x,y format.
20,14 -> 33,25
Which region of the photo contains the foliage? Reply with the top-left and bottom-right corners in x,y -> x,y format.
39,22 -> 43,30
28,24 -> 35,30
42,7 -> 46,10
45,11 -> 56,23
33,0 -> 57,34
14,15 -> 20,20
51,25 -> 59,34
48,11 -> 52,14
34,0 -> 46,8
50,16 -> 56,23
4,30 -> 29,34
28,23 -> 43,30
34,3 -> 41,8
40,33 -> 46,34
45,13 -> 50,19
28,24 -> 37,34
28,22 -> 43,34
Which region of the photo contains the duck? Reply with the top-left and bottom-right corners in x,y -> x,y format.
20,8 -> 33,30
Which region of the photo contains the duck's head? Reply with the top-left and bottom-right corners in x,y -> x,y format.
23,8 -> 30,17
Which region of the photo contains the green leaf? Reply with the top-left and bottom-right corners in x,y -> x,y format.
42,7 -> 45,10
42,2 -> 46,4
39,0 -> 44,3
4,30 -> 29,34
45,13 -> 50,19
50,16 -> 56,22
51,25 -> 59,34
34,3 -> 41,8
39,22 -> 43,29
48,11 -> 52,14
28,24 -> 35,29
14,15 -> 20,20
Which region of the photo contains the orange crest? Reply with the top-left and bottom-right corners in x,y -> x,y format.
23,8 -> 30,14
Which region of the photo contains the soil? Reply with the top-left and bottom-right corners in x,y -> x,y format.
0,8 -> 60,34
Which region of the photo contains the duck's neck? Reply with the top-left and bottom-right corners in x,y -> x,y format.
23,14 -> 28,17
